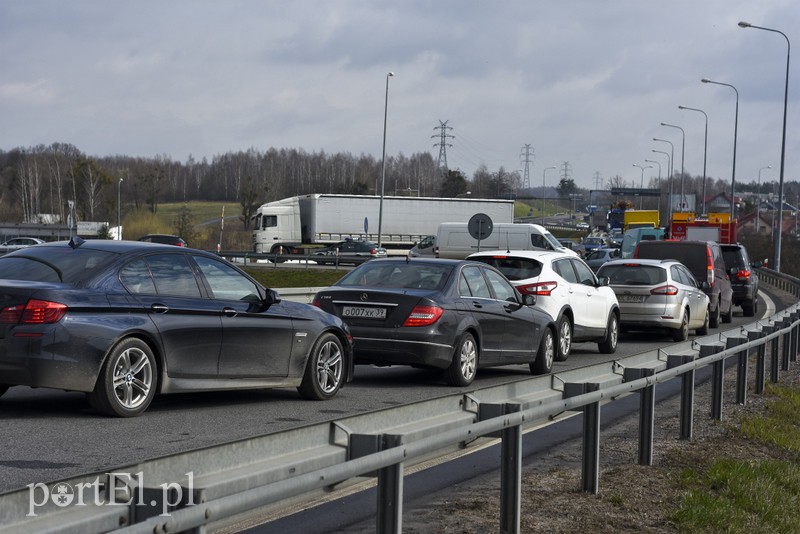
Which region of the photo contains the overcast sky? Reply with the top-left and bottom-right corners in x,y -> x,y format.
1,1 -> 798,191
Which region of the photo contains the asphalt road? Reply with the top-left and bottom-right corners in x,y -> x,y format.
0,291 -> 780,495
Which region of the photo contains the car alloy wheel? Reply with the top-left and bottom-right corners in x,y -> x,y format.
298,333 -> 345,400
445,332 -> 478,386
556,315 -> 572,362
531,327 -> 555,375
88,338 -> 157,417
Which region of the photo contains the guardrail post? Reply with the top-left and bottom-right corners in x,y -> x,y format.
624,368 -> 656,466
700,342 -> 725,421
781,318 -> 792,372
376,434 -> 404,534
771,319 -> 783,382
755,325 -> 772,394
668,354 -> 697,440
565,383 -> 601,494
727,336 -> 747,405
349,433 -> 404,534
500,403 -> 522,534
791,311 -> 799,363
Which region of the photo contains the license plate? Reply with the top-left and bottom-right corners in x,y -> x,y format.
342,306 -> 387,319
618,295 -> 645,303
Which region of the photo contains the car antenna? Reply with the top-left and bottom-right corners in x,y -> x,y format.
505,233 -> 511,253
68,236 -> 85,249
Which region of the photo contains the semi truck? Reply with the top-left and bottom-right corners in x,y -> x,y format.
251,194 -> 516,254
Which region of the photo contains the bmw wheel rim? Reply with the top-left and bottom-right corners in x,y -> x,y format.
112,347 -> 153,409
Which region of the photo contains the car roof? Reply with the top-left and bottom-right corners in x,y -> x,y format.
600,258 -> 676,268
32,238 -> 195,253
468,249 -> 573,261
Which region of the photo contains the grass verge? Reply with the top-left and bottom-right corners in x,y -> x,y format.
244,266 -> 346,289
670,383 -> 800,532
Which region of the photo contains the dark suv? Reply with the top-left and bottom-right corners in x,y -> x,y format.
633,240 -> 733,328
721,243 -> 761,317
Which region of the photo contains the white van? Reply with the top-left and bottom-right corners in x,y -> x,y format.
436,222 -> 578,259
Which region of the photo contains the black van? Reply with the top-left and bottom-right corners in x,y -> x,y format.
633,240 -> 733,328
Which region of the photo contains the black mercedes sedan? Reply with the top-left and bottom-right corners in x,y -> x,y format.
312,258 -> 556,386
0,238 -> 353,417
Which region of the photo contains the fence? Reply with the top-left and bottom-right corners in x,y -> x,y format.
1,268 -> 798,534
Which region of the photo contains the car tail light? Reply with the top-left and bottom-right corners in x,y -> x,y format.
403,305 -> 444,327
516,281 -> 558,296
706,248 -> 715,287
736,269 -> 751,280
650,285 -> 679,296
0,299 -> 67,324
311,297 -> 322,308
370,248 -> 378,254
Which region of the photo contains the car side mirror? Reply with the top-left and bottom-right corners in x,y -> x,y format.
597,276 -> 610,286
752,260 -> 763,268
728,267 -> 739,276
699,281 -> 711,290
521,293 -> 537,306
263,287 -> 282,306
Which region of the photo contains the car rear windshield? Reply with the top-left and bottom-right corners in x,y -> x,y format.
721,246 -> 746,269
635,242 -> 707,276
0,247 -> 117,283
597,264 -> 667,285
337,262 -> 454,290
471,256 -> 543,281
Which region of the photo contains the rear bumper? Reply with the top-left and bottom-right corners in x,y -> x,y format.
353,336 -> 454,369
619,313 -> 681,331
730,284 -> 756,305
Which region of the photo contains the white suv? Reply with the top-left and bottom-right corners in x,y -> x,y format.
469,250 -> 620,360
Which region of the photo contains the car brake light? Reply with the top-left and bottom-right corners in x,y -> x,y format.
706,249 -> 715,287
403,305 -> 444,327
0,299 -> 67,324
650,285 -> 679,296
311,297 -> 322,308
517,281 -> 558,296
736,269 -> 751,280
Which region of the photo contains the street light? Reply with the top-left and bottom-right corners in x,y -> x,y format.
658,124 -> 685,212
542,166 -> 556,224
678,105 -> 709,214
651,150 -> 670,223
117,177 -> 123,240
757,165 -> 772,233
701,78 -> 739,217
377,71 -> 394,249
739,21 -> 790,271
632,163 -> 652,208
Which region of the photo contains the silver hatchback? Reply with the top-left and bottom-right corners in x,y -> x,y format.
596,258 -> 710,341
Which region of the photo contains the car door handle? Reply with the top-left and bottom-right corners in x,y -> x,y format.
223,307 -> 238,317
150,304 -> 169,314
471,302 -> 483,309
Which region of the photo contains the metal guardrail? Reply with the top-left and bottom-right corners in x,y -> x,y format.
1,268 -> 798,534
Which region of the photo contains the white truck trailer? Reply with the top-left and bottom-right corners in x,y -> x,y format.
252,194 -> 515,254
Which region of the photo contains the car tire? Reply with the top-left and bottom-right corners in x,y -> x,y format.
0,385 -> 8,398
445,332 -> 478,387
721,300 -> 733,323
742,299 -> 756,317
87,338 -> 157,417
298,332 -> 345,400
672,309 -> 690,342
709,299 -> 721,328
696,306 -> 710,336
556,315 -> 572,362
598,313 -> 618,354
530,327 -> 555,375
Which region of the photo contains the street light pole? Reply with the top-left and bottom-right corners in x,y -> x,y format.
757,165 -> 772,233
652,149 -> 671,221
678,105 -> 709,214
701,79 -> 739,217
377,71 -> 394,249
542,166 -> 556,225
632,164 -> 652,209
739,21 -> 790,271
117,178 -> 123,240
658,124 -> 685,212
653,138 -> 674,213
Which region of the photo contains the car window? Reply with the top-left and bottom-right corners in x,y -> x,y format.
120,259 -> 158,294
471,256 -> 542,281
0,247 -> 117,283
722,247 -> 746,269
678,265 -> 698,287
670,265 -> 689,286
599,264 -> 666,285
460,266 -> 492,298
553,259 -> 578,283
193,255 -> 261,301
145,253 -> 202,298
571,259 -> 596,285
483,268 -> 517,302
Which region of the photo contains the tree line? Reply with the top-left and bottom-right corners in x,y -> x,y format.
1,142 -> 796,231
